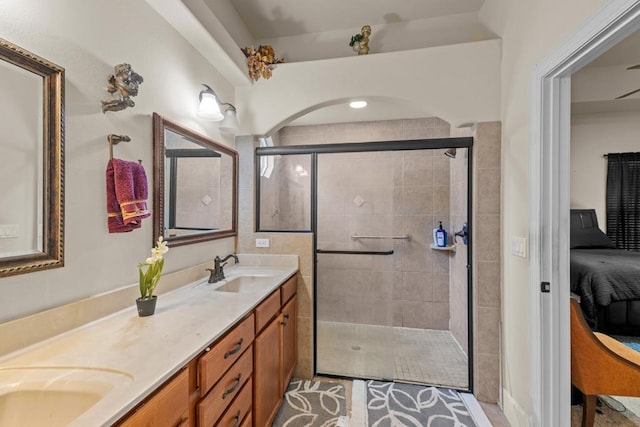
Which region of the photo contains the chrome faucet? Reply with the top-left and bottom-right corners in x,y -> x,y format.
206,254 -> 239,283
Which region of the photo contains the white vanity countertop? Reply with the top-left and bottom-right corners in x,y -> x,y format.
0,256 -> 298,426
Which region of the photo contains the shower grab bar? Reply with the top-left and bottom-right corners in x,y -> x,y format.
350,234 -> 411,241
316,249 -> 394,256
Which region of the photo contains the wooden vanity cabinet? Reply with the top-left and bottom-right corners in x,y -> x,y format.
253,276 -> 298,427
116,274 -> 297,427
280,295 -> 297,395
196,313 -> 255,427
117,367 -> 190,427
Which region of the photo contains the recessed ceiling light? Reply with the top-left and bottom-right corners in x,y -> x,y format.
349,100 -> 367,109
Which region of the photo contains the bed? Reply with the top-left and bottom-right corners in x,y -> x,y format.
570,209 -> 640,335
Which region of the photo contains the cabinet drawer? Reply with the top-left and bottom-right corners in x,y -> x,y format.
198,346 -> 253,427
199,314 -> 254,397
280,275 -> 296,305
215,378 -> 252,427
119,368 -> 189,427
254,290 -> 280,333
240,413 -> 252,427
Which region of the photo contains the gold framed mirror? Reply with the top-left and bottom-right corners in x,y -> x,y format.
153,113 -> 237,247
0,39 -> 64,277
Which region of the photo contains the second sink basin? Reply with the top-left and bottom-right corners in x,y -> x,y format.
214,276 -> 273,293
0,366 -> 133,427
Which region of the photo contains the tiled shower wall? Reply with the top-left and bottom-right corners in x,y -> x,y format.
282,119 -> 452,330
471,122 -> 502,403
234,119 -> 502,403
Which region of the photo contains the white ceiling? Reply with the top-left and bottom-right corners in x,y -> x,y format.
228,0 -> 485,39
226,0 -> 490,127
156,0 -> 640,125
584,30 -> 640,68
572,29 -> 640,114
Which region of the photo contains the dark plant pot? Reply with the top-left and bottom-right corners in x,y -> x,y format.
136,296 -> 157,317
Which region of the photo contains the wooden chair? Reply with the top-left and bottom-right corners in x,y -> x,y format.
570,298 -> 640,427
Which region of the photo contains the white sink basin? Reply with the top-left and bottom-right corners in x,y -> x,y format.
214,275 -> 273,293
0,366 -> 133,427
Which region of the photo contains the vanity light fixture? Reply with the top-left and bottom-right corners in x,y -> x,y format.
218,104 -> 239,134
349,100 -> 367,109
197,84 -> 239,132
197,84 -> 223,121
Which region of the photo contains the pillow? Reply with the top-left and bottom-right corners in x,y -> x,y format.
570,227 -> 617,249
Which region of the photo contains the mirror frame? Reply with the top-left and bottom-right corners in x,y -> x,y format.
0,38 -> 65,278
152,113 -> 238,247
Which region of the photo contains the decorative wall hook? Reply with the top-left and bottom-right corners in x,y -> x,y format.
101,63 -> 144,113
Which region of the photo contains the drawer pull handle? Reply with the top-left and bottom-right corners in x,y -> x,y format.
284,313 -> 290,319
281,319 -> 288,326
222,374 -> 242,399
224,338 -> 244,359
232,410 -> 241,427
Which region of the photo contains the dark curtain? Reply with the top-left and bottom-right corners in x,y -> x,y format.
606,152 -> 640,251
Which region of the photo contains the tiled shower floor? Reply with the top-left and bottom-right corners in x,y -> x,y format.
316,321 -> 469,389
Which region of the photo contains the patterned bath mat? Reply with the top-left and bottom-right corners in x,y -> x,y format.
273,379 -> 347,427
366,380 -> 477,426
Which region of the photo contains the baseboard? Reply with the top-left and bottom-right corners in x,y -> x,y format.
502,388 -> 530,427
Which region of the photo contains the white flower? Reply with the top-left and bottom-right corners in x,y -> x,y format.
154,236 -> 169,256
139,236 -> 170,300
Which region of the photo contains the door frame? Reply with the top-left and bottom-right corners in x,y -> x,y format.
530,2 -> 640,425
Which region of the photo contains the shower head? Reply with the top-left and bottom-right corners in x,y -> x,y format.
444,148 -> 456,159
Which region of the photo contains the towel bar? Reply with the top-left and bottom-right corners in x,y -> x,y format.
107,134 -> 131,160
350,234 -> 411,241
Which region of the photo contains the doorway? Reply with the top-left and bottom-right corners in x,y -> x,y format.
531,2 -> 640,425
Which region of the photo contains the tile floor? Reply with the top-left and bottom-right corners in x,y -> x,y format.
317,321 -> 469,389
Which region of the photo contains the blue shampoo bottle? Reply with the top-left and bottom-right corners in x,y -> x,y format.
435,221 -> 447,247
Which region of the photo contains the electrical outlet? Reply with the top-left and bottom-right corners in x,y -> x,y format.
256,238 -> 270,248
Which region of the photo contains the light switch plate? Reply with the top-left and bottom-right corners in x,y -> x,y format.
256,238 -> 270,248
511,236 -> 527,258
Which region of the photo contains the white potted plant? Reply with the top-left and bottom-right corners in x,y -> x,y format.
136,236 -> 169,317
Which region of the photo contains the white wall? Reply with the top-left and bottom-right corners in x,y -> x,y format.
478,1 -> 608,425
235,40 -> 502,135
571,111 -> 640,225
257,13 -> 497,62
0,0 -> 235,322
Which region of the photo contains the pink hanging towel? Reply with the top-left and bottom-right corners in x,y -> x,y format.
112,158 -> 151,226
107,159 -> 150,232
106,159 -> 135,232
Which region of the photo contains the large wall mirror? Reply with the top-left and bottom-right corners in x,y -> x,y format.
0,39 -> 64,277
153,113 -> 237,247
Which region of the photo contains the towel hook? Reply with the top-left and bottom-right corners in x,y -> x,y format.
107,134 -> 131,159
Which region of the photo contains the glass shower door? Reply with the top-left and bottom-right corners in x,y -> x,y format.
315,151 -> 396,380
